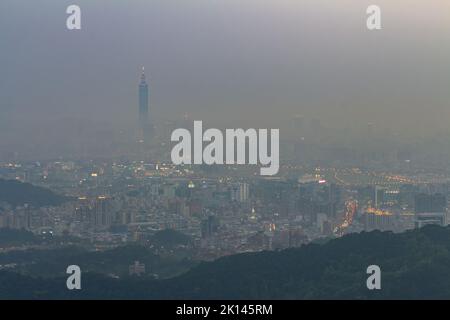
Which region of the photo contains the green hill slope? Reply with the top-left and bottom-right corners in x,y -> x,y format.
0,179 -> 69,208
2,225 -> 450,299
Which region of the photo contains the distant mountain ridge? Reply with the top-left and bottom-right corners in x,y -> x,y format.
2,225 -> 450,299
0,179 -> 69,208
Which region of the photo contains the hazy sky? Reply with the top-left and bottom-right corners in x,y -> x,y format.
1,0 -> 450,146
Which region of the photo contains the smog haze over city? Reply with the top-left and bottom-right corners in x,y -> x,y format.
1,0 -> 450,303
1,0 -> 450,161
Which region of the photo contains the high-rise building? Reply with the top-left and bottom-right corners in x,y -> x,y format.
138,67 -> 151,138
414,193 -> 446,214
364,208 -> 394,231
290,114 -> 305,138
201,215 -> 219,239
91,196 -> 113,230
414,193 -> 447,228
230,182 -> 249,203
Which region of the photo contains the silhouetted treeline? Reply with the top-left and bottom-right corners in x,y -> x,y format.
0,179 -> 69,208
2,225 -> 450,299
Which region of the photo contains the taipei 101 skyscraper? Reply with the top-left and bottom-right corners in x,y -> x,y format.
138,67 -> 151,139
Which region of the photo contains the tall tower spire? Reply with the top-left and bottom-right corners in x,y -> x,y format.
138,67 -> 150,139
140,66 -> 146,83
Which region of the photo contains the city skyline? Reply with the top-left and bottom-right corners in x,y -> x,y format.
1,0 -> 450,302
1,1 -> 450,137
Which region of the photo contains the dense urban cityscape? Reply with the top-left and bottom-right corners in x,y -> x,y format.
2,68 -> 450,267
1,68 -> 450,277
1,65 -> 450,300
2,0 -> 450,302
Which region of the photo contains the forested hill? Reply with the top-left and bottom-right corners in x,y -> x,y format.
160,225 -> 450,299
0,179 -> 69,208
2,225 -> 450,299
